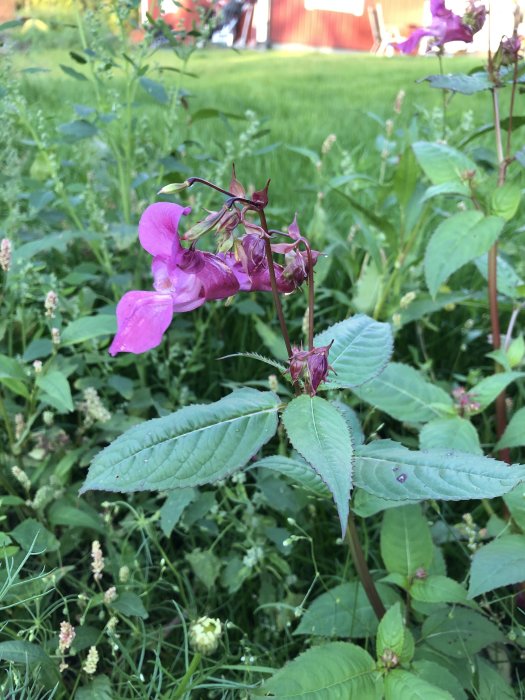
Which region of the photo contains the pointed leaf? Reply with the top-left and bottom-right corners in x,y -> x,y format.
425,212 -> 504,298
261,641 -> 382,700
476,658 -> 516,700
377,602 -> 405,659
282,395 -> 353,534
61,315 -> 116,345
468,535 -> 525,598
421,608 -> 504,657
314,314 -> 393,388
380,505 -> 433,577
421,72 -> 493,94
352,363 -> 453,423
412,660 -> 468,700
475,253 -> 525,298
251,455 -> 330,497
354,440 -> 525,502
420,417 -> 482,455
469,371 -> 525,412
385,669 -> 454,700
80,389 -> 280,494
410,575 -> 469,606
36,371 -> 74,413
413,141 -> 478,188
503,483 -> 525,531
496,406 -> 525,450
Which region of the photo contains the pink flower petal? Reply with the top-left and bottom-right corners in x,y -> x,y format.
138,202 -> 191,258
108,291 -> 174,355
151,257 -> 205,312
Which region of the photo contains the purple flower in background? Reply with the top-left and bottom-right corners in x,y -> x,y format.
396,0 -> 486,54
109,203 -> 240,355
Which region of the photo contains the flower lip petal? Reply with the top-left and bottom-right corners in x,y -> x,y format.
138,202 -> 191,258
108,290 -> 175,356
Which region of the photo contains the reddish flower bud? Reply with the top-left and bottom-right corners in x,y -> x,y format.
252,179 -> 270,209
288,342 -> 334,395
229,164 -> 246,198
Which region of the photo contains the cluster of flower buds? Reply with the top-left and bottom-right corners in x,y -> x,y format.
109,167 -> 319,356
288,342 -> 335,396
452,386 -> 480,416
0,238 -> 11,272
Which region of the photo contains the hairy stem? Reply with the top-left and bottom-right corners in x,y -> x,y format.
306,246 -> 315,350
345,513 -> 385,621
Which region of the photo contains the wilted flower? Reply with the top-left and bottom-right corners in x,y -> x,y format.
452,386 -> 480,415
396,0 -> 486,54
189,616 -> 222,655
498,35 -> 523,65
288,342 -> 334,396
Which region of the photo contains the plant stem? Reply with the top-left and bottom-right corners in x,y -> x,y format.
345,513 -> 385,621
506,60 -> 519,159
306,246 -> 315,350
438,51 -> 447,141
173,653 -> 202,699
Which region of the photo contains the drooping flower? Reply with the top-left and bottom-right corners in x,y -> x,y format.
109,203 -> 240,355
288,342 -> 335,396
396,0 -> 486,54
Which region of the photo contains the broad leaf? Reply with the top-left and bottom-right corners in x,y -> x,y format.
333,401 -> 365,445
385,669 -> 454,700
380,505 -> 433,576
354,440 -> 525,502
282,395 -> 353,534
413,141 -> 478,188
260,642 -> 382,700
469,371 -> 525,412
80,389 -> 280,493
503,483 -> 525,531
352,363 -> 453,423
61,315 -> 117,345
421,72 -> 493,94
295,581 -> 399,638
352,489 -> 402,517
0,640 -> 54,670
160,488 -> 196,536
410,575 -> 469,606
412,660 -> 467,700
496,406 -> 525,450
476,658 -> 516,700
491,182 -> 521,221
314,314 -> 393,388
58,119 -> 98,140
112,591 -> 148,619
75,675 -> 113,700
138,76 -> 168,104
419,417 -> 482,455
474,252 -> 525,298
468,535 -> 525,598
421,608 -> 504,657
0,353 -> 29,398
36,370 -> 74,413
377,602 -> 405,659
425,212 -> 504,298
252,455 -> 330,497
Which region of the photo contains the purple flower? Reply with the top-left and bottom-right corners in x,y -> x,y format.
288,343 -> 334,396
396,0 -> 486,54
109,203 -> 240,355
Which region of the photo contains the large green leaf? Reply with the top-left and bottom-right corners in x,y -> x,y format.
419,417 -> 482,455
314,314 -> 393,389
421,72 -> 493,94
413,141 -> 478,188
503,483 -> 525,531
380,505 -> 433,577
251,455 -> 330,497
377,602 -> 405,659
412,660 -> 467,700
410,575 -> 469,606
282,395 -> 353,534
295,581 -> 399,638
496,406 -> 525,450
0,640 -> 54,670
259,642 -> 382,700
475,253 -> 525,299
36,370 -> 74,413
469,371 -> 525,412
421,608 -> 504,657
475,658 -> 516,700
354,440 -> 525,502
80,389 -> 280,494
385,669 -> 454,700
468,535 -> 525,598
352,363 -> 453,423
0,353 -> 29,398
61,315 -> 117,345
424,212 -> 504,298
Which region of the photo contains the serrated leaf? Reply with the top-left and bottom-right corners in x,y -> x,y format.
496,406 -> 525,450
468,535 -> 525,598
421,72 -> 493,94
468,371 -> 525,412
385,669 -> 455,700
380,505 -> 433,576
352,489 -> 402,516
314,314 -> 393,389
61,315 -> 117,345
80,389 -> 280,494
377,602 -> 405,659
411,575 -> 469,605
503,483 -> 525,531
260,641 -> 382,700
475,657 -> 516,700
420,417 -> 482,455
412,660 -> 468,700
251,455 -> 330,497
421,607 -> 504,657
282,395 -> 353,534
36,370 -> 74,413
295,581 -> 399,638
352,363 -> 453,423
413,141 -> 477,188
219,351 -> 286,374
355,440 -> 525,503
332,401 -> 365,445
425,212 -> 504,298
475,253 -> 525,298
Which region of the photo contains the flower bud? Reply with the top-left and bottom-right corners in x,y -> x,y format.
0,238 -> 12,272
189,616 -> 222,655
157,181 -> 190,195
45,291 -> 58,318
288,342 -> 334,396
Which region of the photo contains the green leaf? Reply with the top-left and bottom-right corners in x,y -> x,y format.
80,389 -> 280,493
355,440 -> 525,503
421,72 -> 493,94
496,406 -> 525,450
421,607 -> 504,657
468,371 -> 525,412
0,640 -> 53,669
314,314 -> 393,389
352,489 -> 402,517
380,505 -> 433,576
413,141 -> 478,188
475,253 -> 525,298
48,501 -> 105,534
352,363 -> 453,423
468,535 -> 525,598
61,315 -> 117,345
138,76 -> 168,104
377,602 -> 405,659
419,417 -> 482,455
252,456 -> 330,497
60,63 -> 88,81
503,483 -> 525,531
260,641 -> 382,700
10,518 -> 60,553
282,395 -> 353,534
0,353 -> 29,398
475,658 -> 516,700
332,401 -> 365,445
36,370 -> 74,413
410,575 -> 469,606
160,488 -> 196,536
412,660 -> 467,700
295,581 -> 399,638
394,146 -> 418,209
286,144 -> 322,166
424,212 -> 504,298
112,591 -> 148,619
385,669 -> 454,700
490,182 -> 521,221
75,675 -> 113,700
186,548 -> 221,589
58,119 -> 98,140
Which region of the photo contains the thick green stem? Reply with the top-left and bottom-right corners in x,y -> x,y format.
173,653 -> 202,699
345,513 -> 385,621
